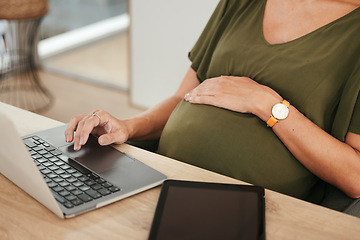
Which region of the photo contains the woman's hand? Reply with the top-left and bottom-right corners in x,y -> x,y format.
65,110 -> 131,151
184,76 -> 282,121
64,68 -> 200,151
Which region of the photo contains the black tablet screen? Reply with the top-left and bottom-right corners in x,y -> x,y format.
149,180 -> 265,240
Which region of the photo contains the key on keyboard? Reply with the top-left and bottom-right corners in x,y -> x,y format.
23,136 -> 121,208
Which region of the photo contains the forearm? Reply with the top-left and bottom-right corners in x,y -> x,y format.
124,67 -> 199,142
250,85 -> 360,197
270,105 -> 360,198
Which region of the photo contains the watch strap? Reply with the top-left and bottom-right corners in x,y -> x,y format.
282,99 -> 290,108
266,116 -> 278,127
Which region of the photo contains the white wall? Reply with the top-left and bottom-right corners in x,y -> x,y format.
129,0 -> 219,108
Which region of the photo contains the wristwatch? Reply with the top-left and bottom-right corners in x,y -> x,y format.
266,100 -> 290,127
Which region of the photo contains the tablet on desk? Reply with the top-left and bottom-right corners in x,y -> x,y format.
149,180 -> 265,240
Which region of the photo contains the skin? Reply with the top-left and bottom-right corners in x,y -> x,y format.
65,0 -> 360,198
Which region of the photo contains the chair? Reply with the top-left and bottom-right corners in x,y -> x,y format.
0,0 -> 52,112
320,183 -> 360,217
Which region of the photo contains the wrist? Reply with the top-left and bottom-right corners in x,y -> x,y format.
252,86 -> 283,122
123,117 -> 151,140
266,100 -> 290,127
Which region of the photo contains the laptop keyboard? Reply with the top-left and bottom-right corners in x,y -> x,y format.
23,136 -> 121,209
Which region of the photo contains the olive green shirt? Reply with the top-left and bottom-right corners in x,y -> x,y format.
158,0 -> 360,202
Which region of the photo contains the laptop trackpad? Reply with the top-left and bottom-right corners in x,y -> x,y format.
58,136 -> 134,185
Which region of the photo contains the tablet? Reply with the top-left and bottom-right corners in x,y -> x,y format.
148,180 -> 265,240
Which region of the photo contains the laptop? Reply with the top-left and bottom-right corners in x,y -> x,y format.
0,111 -> 167,218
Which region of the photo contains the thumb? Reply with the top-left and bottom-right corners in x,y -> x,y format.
98,132 -> 126,146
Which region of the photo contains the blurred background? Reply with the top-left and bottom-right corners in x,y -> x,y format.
0,0 -> 218,123
39,0 -> 129,92
40,0 -> 127,39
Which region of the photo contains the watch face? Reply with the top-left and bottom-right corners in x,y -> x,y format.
272,103 -> 289,120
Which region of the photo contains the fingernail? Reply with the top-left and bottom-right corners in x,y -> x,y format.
99,137 -> 106,145
184,93 -> 189,101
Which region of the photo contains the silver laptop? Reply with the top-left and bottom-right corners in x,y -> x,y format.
0,112 -> 167,218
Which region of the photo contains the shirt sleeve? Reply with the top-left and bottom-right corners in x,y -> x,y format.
332,61 -> 360,140
188,0 -> 230,81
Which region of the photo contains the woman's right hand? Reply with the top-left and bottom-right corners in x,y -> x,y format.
64,67 -> 200,151
64,110 -> 131,151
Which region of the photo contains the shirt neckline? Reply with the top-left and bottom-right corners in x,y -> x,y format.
259,0 -> 360,47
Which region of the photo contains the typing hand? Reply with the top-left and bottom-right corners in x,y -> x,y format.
65,110 -> 130,151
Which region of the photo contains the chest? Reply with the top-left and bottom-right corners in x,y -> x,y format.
263,0 -> 360,45
204,3 -> 360,127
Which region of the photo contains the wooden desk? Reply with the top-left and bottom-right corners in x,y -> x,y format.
1,102 -> 360,240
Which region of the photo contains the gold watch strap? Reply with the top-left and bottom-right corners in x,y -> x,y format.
266,100 -> 290,127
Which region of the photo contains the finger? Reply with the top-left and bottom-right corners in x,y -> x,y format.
98,131 -> 128,146
188,95 -> 219,106
184,92 -> 191,101
190,94 -> 249,113
194,87 -> 217,97
184,85 -> 205,101
185,86 -> 217,103
64,114 -> 86,143
73,115 -> 90,150
78,114 -> 103,147
91,110 -> 102,126
73,111 -> 100,150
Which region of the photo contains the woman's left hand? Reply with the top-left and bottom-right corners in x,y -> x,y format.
184,76 -> 282,121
